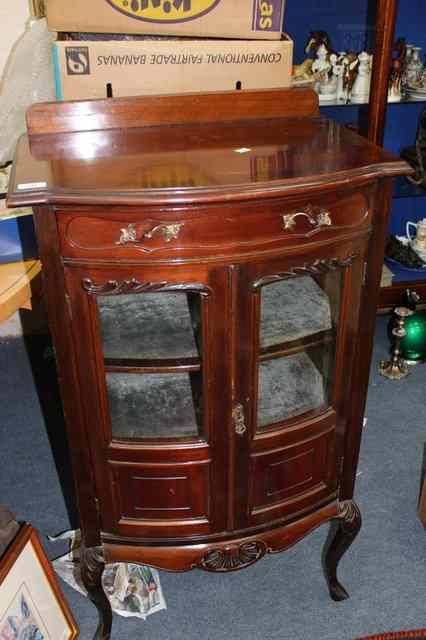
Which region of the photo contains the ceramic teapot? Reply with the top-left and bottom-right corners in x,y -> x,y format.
406,218 -> 426,252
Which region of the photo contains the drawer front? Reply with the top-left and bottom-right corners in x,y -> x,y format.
106,461 -> 211,538
58,187 -> 373,261
248,427 -> 336,527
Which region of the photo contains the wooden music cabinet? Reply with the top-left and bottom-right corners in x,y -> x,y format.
7,89 -> 410,639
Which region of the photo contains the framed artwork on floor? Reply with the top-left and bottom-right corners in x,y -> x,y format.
0,523 -> 78,640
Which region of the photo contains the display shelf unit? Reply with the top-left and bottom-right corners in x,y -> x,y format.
319,96 -> 426,108
7,88 -> 408,640
378,0 -> 426,307
286,0 -> 426,309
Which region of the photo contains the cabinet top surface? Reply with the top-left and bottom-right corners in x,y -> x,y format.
8,91 -> 410,208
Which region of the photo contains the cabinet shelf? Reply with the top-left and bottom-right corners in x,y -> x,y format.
259,329 -> 335,362
393,176 -> 426,199
98,291 -> 201,362
104,357 -> 201,374
106,371 -> 203,440
260,276 -> 333,349
257,351 -> 328,429
319,96 -> 426,109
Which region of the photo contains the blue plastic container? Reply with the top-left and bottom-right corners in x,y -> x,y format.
0,206 -> 39,264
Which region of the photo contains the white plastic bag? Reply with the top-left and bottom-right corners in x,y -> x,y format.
50,530 -> 167,620
0,18 -> 54,164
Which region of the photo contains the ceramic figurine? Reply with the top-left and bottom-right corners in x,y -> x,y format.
318,73 -> 338,102
305,33 -> 336,77
351,52 -> 372,102
402,43 -> 414,89
388,38 -> 406,102
333,53 -> 347,102
339,52 -> 360,104
293,31 -> 334,87
305,30 -> 335,58
313,44 -> 337,98
406,218 -> 426,258
406,46 -> 423,86
305,31 -> 338,98
292,58 -> 314,84
405,44 -> 414,64
311,43 -> 334,77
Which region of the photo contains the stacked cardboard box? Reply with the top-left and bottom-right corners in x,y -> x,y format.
47,0 -> 293,100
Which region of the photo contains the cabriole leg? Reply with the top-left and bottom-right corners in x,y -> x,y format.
80,544 -> 113,640
323,500 -> 362,602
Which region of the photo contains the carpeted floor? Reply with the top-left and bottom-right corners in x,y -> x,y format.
1,316 -> 426,640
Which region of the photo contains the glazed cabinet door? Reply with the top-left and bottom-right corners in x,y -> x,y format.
64,263 -> 229,539
234,238 -> 368,530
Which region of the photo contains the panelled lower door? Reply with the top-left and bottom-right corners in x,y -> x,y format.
235,239 -> 367,529
65,264 -> 229,539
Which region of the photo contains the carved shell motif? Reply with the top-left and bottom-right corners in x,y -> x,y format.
200,541 -> 267,572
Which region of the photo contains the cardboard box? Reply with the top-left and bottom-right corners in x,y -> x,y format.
53,37 -> 293,101
47,0 -> 286,40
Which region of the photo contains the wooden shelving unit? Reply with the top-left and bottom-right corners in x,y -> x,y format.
317,0 -> 426,309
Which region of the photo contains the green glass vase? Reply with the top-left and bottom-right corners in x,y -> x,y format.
389,311 -> 426,362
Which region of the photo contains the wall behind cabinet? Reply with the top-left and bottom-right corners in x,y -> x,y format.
0,0 -> 30,78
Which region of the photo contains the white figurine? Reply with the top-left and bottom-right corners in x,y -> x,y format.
318,74 -> 338,102
351,52 -> 372,102
312,43 -> 332,77
312,44 -> 337,98
333,53 -> 347,102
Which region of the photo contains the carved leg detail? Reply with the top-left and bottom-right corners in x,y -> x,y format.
323,500 -> 362,602
80,545 -> 113,640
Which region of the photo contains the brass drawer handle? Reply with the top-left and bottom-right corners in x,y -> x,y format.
116,223 -> 184,245
233,404 -> 247,435
143,223 -> 184,243
282,205 -> 332,231
117,223 -> 137,245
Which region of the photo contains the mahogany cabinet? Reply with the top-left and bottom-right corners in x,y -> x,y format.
7,88 -> 410,639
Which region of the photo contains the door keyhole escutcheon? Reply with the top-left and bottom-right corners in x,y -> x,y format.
233,404 -> 247,435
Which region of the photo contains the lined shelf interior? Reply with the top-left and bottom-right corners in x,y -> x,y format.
98,291 -> 201,363
106,371 -> 202,439
257,350 -> 329,428
257,275 -> 337,430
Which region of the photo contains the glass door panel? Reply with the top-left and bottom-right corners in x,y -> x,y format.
97,291 -> 204,441
257,272 -> 342,431
98,292 -> 200,360
106,371 -> 202,439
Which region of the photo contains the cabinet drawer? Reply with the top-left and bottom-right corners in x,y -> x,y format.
106,461 -> 211,538
58,188 -> 372,261
248,427 -> 336,527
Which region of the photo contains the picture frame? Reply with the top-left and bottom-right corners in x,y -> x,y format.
0,523 -> 78,640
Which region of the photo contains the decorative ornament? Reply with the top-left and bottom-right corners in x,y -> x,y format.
304,30 -> 338,99
379,306 -> 413,379
388,38 -> 406,103
351,52 -> 372,102
406,46 -> 424,86
384,290 -> 426,369
399,312 -> 426,363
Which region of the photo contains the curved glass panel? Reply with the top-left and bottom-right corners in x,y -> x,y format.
257,273 -> 342,430
97,291 -> 203,440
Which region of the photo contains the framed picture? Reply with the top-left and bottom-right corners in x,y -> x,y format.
0,524 -> 78,640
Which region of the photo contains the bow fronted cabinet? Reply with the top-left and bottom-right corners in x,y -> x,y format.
7,89 -> 411,639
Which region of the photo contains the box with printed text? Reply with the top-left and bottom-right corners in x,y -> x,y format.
53,36 -> 293,101
47,0 -> 286,40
